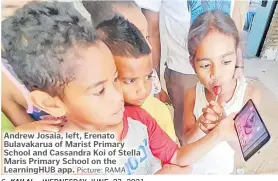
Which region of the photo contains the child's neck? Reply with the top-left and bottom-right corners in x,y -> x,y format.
60,120 -> 124,141
205,79 -> 237,104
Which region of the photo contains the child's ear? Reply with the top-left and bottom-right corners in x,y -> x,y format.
29,90 -> 66,117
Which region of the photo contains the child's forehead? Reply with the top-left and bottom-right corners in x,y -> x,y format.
65,41 -> 110,62
114,55 -> 152,67
64,42 -> 115,78
114,55 -> 152,77
196,32 -> 236,56
114,56 -> 136,62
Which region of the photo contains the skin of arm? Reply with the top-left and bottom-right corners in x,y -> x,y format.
142,8 -> 170,103
142,9 -> 161,77
232,0 -> 243,35
232,0 -> 244,68
1,71 -> 34,126
170,125 -> 223,166
183,87 -> 200,144
172,83 -> 240,166
170,111 -> 237,166
1,0 -> 40,125
170,87 -> 222,166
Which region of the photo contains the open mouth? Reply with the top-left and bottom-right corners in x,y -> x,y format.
212,85 -> 222,95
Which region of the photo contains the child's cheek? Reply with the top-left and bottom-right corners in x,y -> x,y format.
119,82 -> 134,100
197,70 -> 210,85
119,82 -> 128,94
146,81 -> 152,95
196,67 -> 206,78
225,65 -> 236,80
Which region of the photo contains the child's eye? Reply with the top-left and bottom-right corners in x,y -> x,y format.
124,79 -> 135,84
223,60 -> 232,65
200,64 -> 211,68
93,88 -> 105,96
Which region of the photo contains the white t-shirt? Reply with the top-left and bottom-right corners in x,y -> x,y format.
135,0 -> 195,74
187,79 -> 247,174
136,0 -> 235,75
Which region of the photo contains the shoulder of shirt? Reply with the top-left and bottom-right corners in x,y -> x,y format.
141,96 -> 174,127
124,105 -> 152,119
244,82 -> 260,105
134,0 -> 162,12
124,105 -> 157,128
143,96 -> 168,109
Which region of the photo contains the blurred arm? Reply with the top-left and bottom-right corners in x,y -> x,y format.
142,9 -> 161,77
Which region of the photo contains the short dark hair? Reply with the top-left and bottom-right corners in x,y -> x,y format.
96,15 -> 151,59
187,10 -> 239,64
1,1 -> 98,97
82,0 -> 138,26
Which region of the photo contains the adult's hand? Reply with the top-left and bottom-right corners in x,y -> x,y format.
155,88 -> 171,105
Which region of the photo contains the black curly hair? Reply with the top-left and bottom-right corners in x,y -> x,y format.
1,1 -> 99,97
97,15 -> 150,59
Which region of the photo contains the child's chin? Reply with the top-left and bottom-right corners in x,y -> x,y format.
137,102 -> 144,106
112,111 -> 124,122
132,99 -> 146,106
113,118 -> 123,125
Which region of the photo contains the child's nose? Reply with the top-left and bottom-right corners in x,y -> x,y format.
136,81 -> 147,95
211,65 -> 221,80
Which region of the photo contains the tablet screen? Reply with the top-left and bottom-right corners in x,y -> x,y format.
234,100 -> 270,160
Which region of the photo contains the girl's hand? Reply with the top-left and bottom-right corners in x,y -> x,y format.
215,113 -> 238,142
199,101 -> 225,133
13,120 -> 63,132
155,164 -> 192,174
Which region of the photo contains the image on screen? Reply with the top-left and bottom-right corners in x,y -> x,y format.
234,101 -> 269,157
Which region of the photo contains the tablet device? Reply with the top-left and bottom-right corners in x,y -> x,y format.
234,99 -> 271,161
